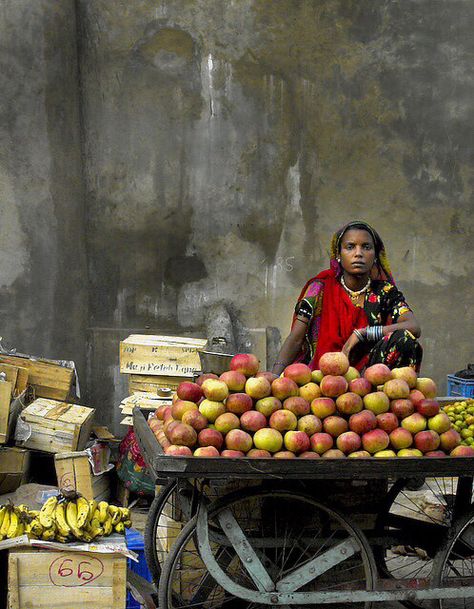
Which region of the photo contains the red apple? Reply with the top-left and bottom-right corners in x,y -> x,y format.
171,400 -> 198,420
336,431 -> 362,455
221,449 -> 245,458
364,364 -> 392,386
349,377 -> 373,397
336,392 -> 363,415
273,450 -> 297,459
310,432 -> 334,454
297,414 -> 322,436
177,381 -> 204,403
363,391 -> 390,415
323,415 -> 348,438
391,367 -> 417,389
240,410 -> 267,433
320,375 -> 348,398
439,429 -> 461,452
390,399 -> 415,420
284,430 -> 311,454
165,445 -> 193,456
427,412 -> 451,434
167,423 -> 197,447
181,409 -> 208,431
299,451 -> 320,459
214,412 -> 241,434
344,366 -> 360,383
416,378 -> 437,399
255,396 -> 282,417
299,382 -> 322,402
348,450 -> 371,458
199,399 -> 226,422
362,429 -> 390,454
220,371 -> 246,392
322,449 -> 346,459
230,353 -> 260,377
318,352 -> 350,376
409,389 -> 426,407
247,448 -> 272,458
450,446 -> 474,457
256,371 -> 279,384
271,377 -> 299,400
376,412 -> 399,433
253,428 -> 283,453
198,428 -> 224,450
245,376 -> 271,399
425,450 -> 447,458
311,370 -> 324,383
225,393 -> 254,415
196,373 -> 219,386
155,405 -> 172,421
283,396 -> 310,416
389,427 -> 413,450
225,429 -> 253,452
414,430 -> 440,453
284,363 -> 312,386
401,413 -> 427,434
194,446 -> 219,457
269,409 -> 298,432
383,379 -> 410,400
349,410 -> 377,435
311,397 -> 336,419
202,379 -> 229,402
416,399 -> 440,417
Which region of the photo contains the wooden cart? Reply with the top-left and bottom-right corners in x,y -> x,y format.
134,407 -> 474,609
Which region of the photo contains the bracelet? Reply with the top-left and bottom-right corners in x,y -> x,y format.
367,325 -> 384,342
273,361 -> 287,367
353,329 -> 365,342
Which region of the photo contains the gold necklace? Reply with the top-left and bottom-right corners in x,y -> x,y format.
340,275 -> 371,302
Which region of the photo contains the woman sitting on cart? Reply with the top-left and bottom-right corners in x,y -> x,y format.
272,220 -> 422,376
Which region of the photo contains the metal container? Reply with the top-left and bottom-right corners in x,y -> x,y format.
198,350 -> 234,375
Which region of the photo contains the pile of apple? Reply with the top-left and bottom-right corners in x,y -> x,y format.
148,352 -> 474,459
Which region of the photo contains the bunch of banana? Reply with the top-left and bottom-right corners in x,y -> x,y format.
0,496 -> 132,543
0,504 -> 28,540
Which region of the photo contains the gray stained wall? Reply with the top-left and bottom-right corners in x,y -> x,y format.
0,1 -> 473,428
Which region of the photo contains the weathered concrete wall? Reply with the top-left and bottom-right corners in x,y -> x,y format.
78,0 -> 473,424
1,1 -> 472,430
0,2 -> 87,383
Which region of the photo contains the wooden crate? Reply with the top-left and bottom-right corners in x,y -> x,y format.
0,380 -> 13,444
0,363 -> 28,397
0,447 -> 30,494
16,399 -> 95,454
120,334 -> 206,377
8,548 -> 126,609
128,373 -> 192,395
0,354 -> 73,401
54,452 -> 112,502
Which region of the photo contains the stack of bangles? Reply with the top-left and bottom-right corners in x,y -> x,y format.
354,326 -> 384,342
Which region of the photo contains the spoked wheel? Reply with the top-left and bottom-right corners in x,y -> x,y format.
432,507 -> 474,608
159,486 -> 376,609
373,476 -> 463,609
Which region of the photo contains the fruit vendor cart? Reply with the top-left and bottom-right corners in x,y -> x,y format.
134,408 -> 474,609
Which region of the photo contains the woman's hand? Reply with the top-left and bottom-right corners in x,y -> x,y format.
342,331 -> 362,359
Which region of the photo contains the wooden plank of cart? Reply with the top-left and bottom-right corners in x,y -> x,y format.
134,407 -> 474,609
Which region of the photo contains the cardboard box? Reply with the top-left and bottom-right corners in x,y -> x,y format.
0,355 -> 73,401
8,547 -> 126,609
16,398 -> 95,454
120,334 -> 206,377
0,447 -> 30,494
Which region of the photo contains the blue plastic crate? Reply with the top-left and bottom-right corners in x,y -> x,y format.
125,528 -> 152,609
447,374 -> 474,398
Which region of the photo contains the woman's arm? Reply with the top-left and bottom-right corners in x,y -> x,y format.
360,311 -> 421,339
271,318 -> 308,376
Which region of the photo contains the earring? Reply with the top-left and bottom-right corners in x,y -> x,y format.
337,257 -> 341,263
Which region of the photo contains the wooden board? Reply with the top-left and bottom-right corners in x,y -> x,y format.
8,548 -> 126,609
128,374 -> 190,395
0,381 -> 13,444
0,447 -> 30,494
0,355 -> 73,400
120,334 -> 206,377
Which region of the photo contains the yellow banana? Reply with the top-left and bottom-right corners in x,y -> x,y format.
55,534 -> 69,543
66,501 -> 83,539
123,519 -> 132,528
26,518 -> 43,538
0,507 -> 6,529
108,505 -> 121,526
80,531 -> 93,543
39,496 -> 58,528
42,525 -> 56,541
97,502 -> 109,524
89,500 -> 98,517
103,517 -> 113,536
119,507 -> 131,520
54,503 -> 71,538
76,497 -> 90,529
0,508 -> 11,538
114,522 -> 125,534
7,509 -> 19,539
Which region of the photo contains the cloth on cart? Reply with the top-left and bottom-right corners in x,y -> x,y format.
292,221 -> 422,371
117,427 -> 155,496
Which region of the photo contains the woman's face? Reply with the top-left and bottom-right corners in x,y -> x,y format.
339,229 -> 376,276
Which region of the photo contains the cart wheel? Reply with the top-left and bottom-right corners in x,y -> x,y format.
159,487 -> 375,609
373,476 -> 461,609
431,507 -> 474,609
